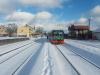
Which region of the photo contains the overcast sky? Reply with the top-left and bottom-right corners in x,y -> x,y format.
0,0 -> 100,30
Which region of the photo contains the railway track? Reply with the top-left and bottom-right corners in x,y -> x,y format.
0,38 -> 45,75
0,42 -> 34,64
62,44 -> 100,70
0,42 -> 33,57
55,45 -> 81,75
74,40 -> 100,49
12,43 -> 44,75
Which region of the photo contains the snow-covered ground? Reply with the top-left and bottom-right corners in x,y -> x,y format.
72,40 -> 100,49
0,38 -> 100,75
64,39 -> 100,68
0,37 -> 29,40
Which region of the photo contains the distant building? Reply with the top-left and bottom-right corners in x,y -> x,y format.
68,25 -> 92,39
0,26 -> 8,37
17,25 -> 34,37
93,28 -> 100,40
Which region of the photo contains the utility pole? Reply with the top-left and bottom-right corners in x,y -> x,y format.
88,18 -> 91,30
88,17 -> 93,30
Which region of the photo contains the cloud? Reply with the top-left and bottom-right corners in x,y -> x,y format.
33,11 -> 54,24
0,0 -> 69,15
6,11 -> 35,25
5,11 -> 54,25
19,0 -> 64,8
0,0 -> 17,15
91,5 -> 100,26
67,17 -> 88,25
0,0 -> 68,15
35,11 -> 53,19
77,17 -> 88,25
91,5 -> 100,16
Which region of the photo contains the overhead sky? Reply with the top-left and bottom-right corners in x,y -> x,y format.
0,0 -> 100,30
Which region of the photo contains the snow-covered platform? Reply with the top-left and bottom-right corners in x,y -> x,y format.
0,38 -> 100,75
0,37 -> 29,45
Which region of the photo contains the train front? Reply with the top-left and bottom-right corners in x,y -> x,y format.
49,30 -> 64,44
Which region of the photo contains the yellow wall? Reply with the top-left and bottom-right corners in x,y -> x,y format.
17,25 -> 33,37
0,26 -> 8,35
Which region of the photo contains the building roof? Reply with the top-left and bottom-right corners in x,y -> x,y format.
73,26 -> 89,30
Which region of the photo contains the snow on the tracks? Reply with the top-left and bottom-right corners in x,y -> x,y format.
57,45 -> 100,75
65,40 -> 100,55
0,38 -> 100,75
42,43 -> 52,75
14,38 -> 48,75
0,40 -> 32,55
0,41 -> 41,75
65,39 -> 100,68
74,40 -> 100,49
49,43 -> 78,75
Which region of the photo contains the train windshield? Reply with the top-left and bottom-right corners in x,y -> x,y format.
53,31 -> 64,36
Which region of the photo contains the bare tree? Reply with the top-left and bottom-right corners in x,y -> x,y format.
35,27 -> 44,34
6,23 -> 18,37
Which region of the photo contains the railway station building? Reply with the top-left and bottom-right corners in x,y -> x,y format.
68,24 -> 92,39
